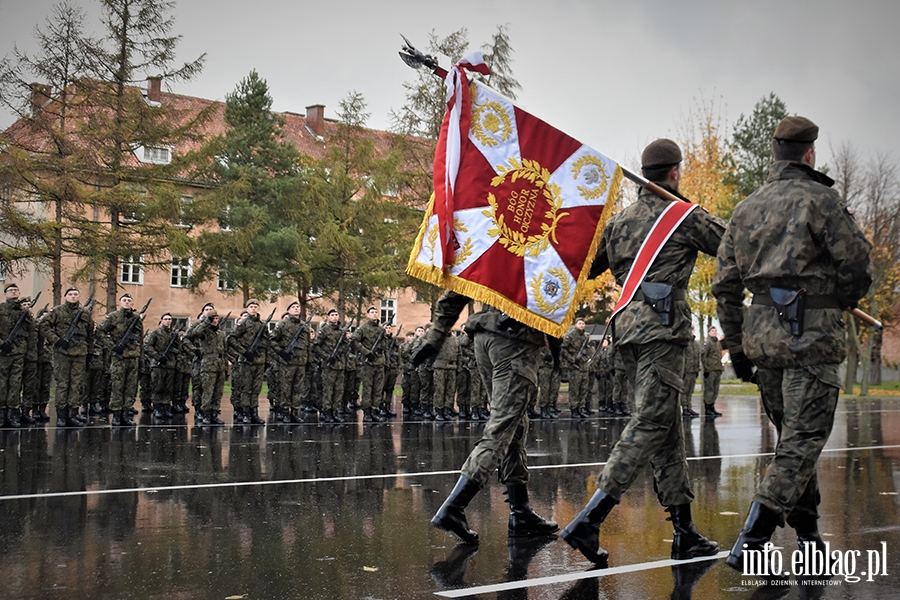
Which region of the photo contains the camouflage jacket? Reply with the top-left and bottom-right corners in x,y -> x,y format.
41,301 -> 94,357
185,317 -> 227,372
701,336 -> 724,372
561,326 -> 590,371
313,321 -> 348,369
432,333 -> 459,370
457,333 -> 476,371
384,334 -> 403,371
228,314 -> 269,365
144,325 -> 179,368
0,299 -> 33,356
351,319 -> 388,366
589,187 -> 725,345
270,316 -> 309,366
713,161 -> 873,368
96,308 -> 144,359
685,339 -> 701,374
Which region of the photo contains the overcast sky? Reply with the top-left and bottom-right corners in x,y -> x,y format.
2,0 -> 898,170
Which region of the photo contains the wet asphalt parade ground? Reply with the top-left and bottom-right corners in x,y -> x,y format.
1,387 -> 899,600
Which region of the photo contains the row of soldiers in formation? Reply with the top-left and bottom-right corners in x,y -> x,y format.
0,281 -> 727,429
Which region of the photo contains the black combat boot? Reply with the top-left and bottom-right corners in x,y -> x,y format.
112,409 -> 135,427
20,407 -> 35,425
540,406 -> 553,420
667,504 -> 719,559
321,409 -> 334,423
210,411 -> 224,425
790,514 -> 824,550
154,406 -> 165,418
431,476 -> 482,544
506,483 -> 559,538
71,407 -> 86,424
163,404 -> 173,419
705,404 -> 722,418
36,404 -> 50,422
249,407 -> 265,425
288,408 -> 304,424
413,403 -> 424,416
66,406 -> 84,427
725,502 -> 780,571
199,410 -> 212,425
423,405 -> 435,420
56,406 -> 67,427
434,406 -> 446,421
383,402 -> 397,418
6,408 -> 22,428
528,407 -> 543,420
559,489 -> 618,566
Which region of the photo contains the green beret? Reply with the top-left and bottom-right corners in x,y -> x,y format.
246,298 -> 259,307
641,139 -> 682,169
774,116 -> 818,142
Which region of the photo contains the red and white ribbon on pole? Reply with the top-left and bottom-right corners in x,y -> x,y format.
433,52 -> 490,270
609,200 -> 698,321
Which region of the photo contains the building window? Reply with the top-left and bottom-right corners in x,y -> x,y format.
380,298 -> 396,325
171,316 -> 190,330
217,268 -> 235,291
308,286 -> 322,298
136,145 -> 172,165
176,196 -> 192,228
120,255 -> 144,285
170,256 -> 192,288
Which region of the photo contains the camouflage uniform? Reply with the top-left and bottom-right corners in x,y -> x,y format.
431,332 -> 459,419
182,319 -> 206,411
681,338 -> 700,413
144,324 -> 179,411
382,334 -> 402,412
96,307 -> 143,413
537,348 -> 561,414
174,332 -> 192,411
426,292 -> 544,486
595,342 -> 613,412
700,334 -> 723,408
400,336 -> 421,413
588,186 -> 725,506
184,317 -> 227,415
713,160 -> 873,527
0,298 -> 31,415
610,344 -> 635,414
41,301 -> 94,411
350,319 -> 388,415
455,334 -> 473,417
270,315 -> 310,415
25,312 -> 53,420
561,326 -> 591,415
228,314 -> 270,413
314,321 -> 349,416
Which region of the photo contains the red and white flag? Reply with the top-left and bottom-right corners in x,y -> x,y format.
408,58 -> 622,337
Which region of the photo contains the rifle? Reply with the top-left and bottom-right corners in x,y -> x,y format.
326,318 -> 356,366
242,307 -> 276,361
0,291 -> 40,355
157,321 -> 186,366
364,322 -> 388,364
36,303 -> 49,319
386,324 -> 403,360
218,311 -> 232,330
113,298 -> 152,356
277,310 -> 316,362
576,331 -> 591,361
56,291 -> 94,354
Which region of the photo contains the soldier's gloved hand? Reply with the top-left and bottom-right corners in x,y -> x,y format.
411,342 -> 438,368
56,338 -> 70,350
731,350 -> 755,382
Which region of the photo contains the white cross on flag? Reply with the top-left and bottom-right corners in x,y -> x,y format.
407,56 -> 622,337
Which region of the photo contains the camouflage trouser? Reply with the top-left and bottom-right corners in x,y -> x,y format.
703,370 -> 722,406
83,367 -> 104,406
538,365 -> 560,409
401,370 -> 419,407
175,370 -> 191,405
343,369 -> 358,406
417,368 -> 434,407
238,362 -> 265,409
613,365 -> 636,411
109,355 -> 140,412
152,367 -> 176,406
433,368 -> 457,410
200,369 -> 225,412
681,371 -> 698,411
280,362 -> 307,409
455,369 -> 470,408
568,368 -> 589,411
357,363 -> 385,411
267,362 -> 281,407
24,360 -> 52,408
755,365 -> 840,526
321,367 -> 345,412
53,353 -> 86,409
469,366 -> 487,409
460,332 -> 541,487
230,361 -> 247,408
191,359 -> 203,407
595,370 -> 610,409
599,341 -> 692,506
0,354 -> 24,409
382,369 -> 398,405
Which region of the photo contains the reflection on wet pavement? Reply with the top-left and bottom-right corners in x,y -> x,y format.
0,394 -> 898,599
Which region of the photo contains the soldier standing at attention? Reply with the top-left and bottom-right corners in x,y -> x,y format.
561,139 -> 723,566
701,326 -> 724,417
271,301 -> 309,424
96,293 -> 144,426
185,309 -> 228,425
351,306 -> 389,422
431,326 -> 459,421
314,309 -> 348,423
229,301 -> 268,424
0,284 -> 32,427
183,302 -> 215,422
561,318 -> 591,418
41,287 -> 94,427
712,116 -> 873,570
144,313 -> 178,419
413,292 -> 559,544
399,330 -> 419,417
681,329 -> 701,417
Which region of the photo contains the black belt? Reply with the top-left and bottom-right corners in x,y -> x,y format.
632,289 -> 687,302
751,294 -> 841,309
